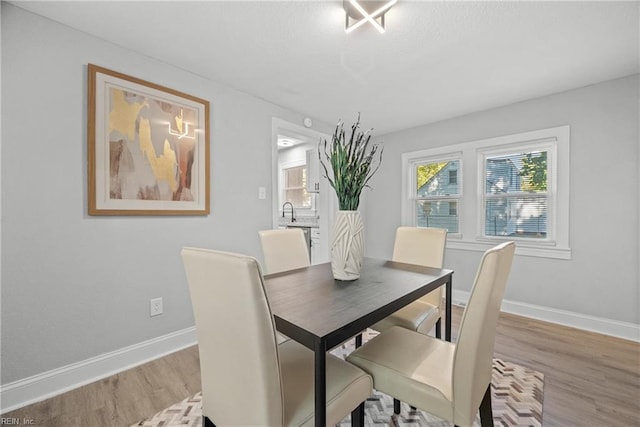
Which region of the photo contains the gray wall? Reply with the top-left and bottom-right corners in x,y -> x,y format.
364,75 -> 639,325
0,4 -> 321,384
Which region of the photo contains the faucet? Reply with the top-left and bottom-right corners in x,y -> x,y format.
282,202 -> 296,222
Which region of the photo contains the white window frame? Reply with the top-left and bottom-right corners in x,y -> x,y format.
406,152 -> 463,238
402,126 -> 570,260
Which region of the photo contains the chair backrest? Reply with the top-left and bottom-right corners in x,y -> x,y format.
181,247 -> 284,426
392,226 -> 448,304
452,241 -> 515,426
392,226 -> 447,267
259,228 -> 310,274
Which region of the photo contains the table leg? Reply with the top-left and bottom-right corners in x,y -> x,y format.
445,276 -> 452,342
351,402 -> 365,427
314,340 -> 327,427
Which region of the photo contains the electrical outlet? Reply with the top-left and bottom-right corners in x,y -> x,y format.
150,297 -> 163,317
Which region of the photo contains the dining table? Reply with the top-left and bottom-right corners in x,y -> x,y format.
264,257 -> 454,427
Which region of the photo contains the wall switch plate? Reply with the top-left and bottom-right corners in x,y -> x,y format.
150,297 -> 163,317
258,187 -> 266,199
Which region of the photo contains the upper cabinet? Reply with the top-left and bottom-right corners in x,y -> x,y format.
306,149 -> 320,193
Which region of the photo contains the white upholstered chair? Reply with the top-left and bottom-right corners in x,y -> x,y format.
371,226 -> 448,338
259,228 -> 311,344
258,228 -> 310,275
347,242 -> 515,427
181,247 -> 372,427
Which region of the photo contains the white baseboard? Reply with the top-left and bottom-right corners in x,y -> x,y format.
0,327 -> 197,414
452,290 -> 640,343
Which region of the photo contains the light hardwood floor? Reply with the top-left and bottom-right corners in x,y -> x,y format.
3,306 -> 639,426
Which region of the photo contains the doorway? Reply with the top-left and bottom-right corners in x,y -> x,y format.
271,118 -> 334,264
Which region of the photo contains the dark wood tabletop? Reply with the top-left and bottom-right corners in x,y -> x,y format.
265,257 -> 453,350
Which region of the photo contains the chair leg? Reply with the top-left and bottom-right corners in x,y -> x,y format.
203,415 -> 216,427
435,318 -> 442,339
351,402 -> 365,427
391,399 -> 415,414
479,384 -> 494,427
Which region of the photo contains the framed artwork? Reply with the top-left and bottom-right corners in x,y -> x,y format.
88,64 -> 210,215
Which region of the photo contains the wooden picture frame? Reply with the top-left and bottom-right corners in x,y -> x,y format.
88,64 -> 210,215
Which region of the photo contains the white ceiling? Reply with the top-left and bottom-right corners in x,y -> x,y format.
11,1 -> 639,135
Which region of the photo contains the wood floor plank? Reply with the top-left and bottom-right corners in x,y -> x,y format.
2,308 -> 638,426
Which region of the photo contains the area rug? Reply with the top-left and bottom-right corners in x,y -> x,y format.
134,331 -> 544,427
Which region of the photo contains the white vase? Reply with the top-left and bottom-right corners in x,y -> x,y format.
330,210 -> 364,281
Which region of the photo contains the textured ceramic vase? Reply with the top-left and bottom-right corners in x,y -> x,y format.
330,210 -> 364,281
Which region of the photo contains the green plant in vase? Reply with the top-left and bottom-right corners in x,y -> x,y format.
319,114 -> 383,280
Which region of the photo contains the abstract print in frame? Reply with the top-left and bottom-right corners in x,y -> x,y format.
88,64 -> 210,215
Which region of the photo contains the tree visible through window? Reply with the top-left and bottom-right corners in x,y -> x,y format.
520,152 -> 548,191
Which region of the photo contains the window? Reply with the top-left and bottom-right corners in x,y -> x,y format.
449,169 -> 458,185
402,126 -> 570,259
283,165 -> 311,208
482,150 -> 549,239
410,156 -> 461,234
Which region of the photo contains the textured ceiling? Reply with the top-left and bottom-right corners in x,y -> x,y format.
11,1 -> 640,135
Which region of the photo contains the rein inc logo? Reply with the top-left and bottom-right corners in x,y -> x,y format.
0,418 -> 35,425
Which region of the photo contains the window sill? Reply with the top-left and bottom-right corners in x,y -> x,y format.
447,239 -> 571,260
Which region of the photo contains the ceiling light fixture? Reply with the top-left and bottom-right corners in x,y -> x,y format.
344,0 -> 397,34
278,138 -> 294,147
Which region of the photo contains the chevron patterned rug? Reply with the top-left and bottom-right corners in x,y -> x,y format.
134,331 -> 544,427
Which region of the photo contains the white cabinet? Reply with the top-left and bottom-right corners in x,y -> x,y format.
306,149 -> 320,193
310,228 -> 322,264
